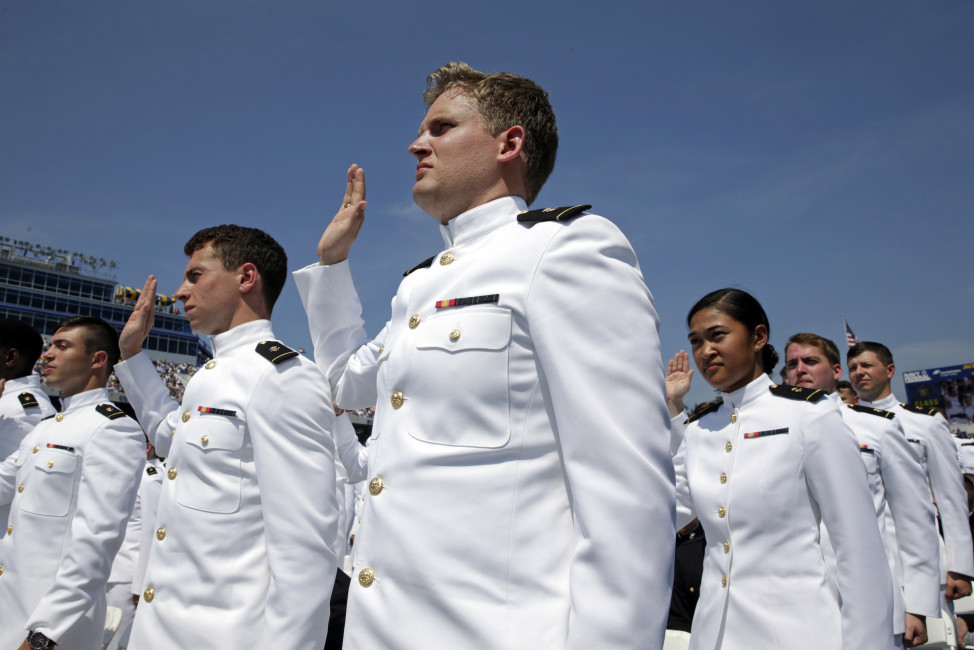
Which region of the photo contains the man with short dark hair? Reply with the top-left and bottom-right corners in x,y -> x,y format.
0,316 -> 144,650
848,342 -> 974,607
117,225 -> 340,649
0,319 -> 57,533
785,333 -> 940,647
296,62 -> 675,648
836,380 -> 858,405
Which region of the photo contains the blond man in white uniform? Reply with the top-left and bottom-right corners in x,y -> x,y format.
295,62 -> 675,649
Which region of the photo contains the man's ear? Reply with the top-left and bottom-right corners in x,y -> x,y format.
90,349 -> 109,374
238,262 -> 259,296
497,125 -> 525,162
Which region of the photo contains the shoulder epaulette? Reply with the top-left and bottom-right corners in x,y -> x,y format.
18,392 -> 40,409
255,340 -> 299,364
96,403 -> 128,420
685,399 -> 723,424
516,204 -> 592,224
146,466 -> 157,476
768,384 -> 827,402
899,403 -> 939,416
848,404 -> 895,419
403,255 -> 436,277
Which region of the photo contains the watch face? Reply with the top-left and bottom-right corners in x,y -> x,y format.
28,631 -> 52,649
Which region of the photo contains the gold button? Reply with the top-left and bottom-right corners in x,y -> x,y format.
171,429 -> 176,437
32,447 -> 39,454
205,360 -> 216,369
369,477 -> 384,495
6,525 -> 11,535
55,413 -> 64,422
47,461 -> 54,468
377,347 -> 384,355
721,576 -> 727,587
391,391 -> 404,409
0,566 -> 3,576
730,413 -> 737,423
408,314 -> 421,329
440,252 -> 455,265
449,329 -> 460,341
17,484 -> 24,493
182,410 -> 191,423
168,467 -> 177,480
157,527 -> 167,541
725,442 -> 733,453
718,506 -> 726,518
689,586 -> 694,592
201,435 -> 209,445
143,587 -> 155,602
723,540 -> 730,553
720,472 -> 727,484
358,568 -> 375,587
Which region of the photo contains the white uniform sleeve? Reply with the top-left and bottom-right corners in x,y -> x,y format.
881,419 -> 941,616
334,413 -> 368,484
0,445 -> 20,505
670,411 -> 687,456
524,217 -> 676,649
293,261 -> 380,408
674,437 -> 696,530
802,404 -> 894,648
113,351 -> 181,458
248,360 -> 339,648
26,417 -> 145,642
132,468 -> 162,596
923,415 -> 974,577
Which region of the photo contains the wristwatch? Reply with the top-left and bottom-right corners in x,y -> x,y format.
27,630 -> 55,649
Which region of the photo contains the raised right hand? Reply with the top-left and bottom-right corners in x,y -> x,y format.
665,350 -> 695,417
119,275 -> 157,360
317,164 -> 368,265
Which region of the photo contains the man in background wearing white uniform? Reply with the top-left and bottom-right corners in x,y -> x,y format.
785,333 -> 941,647
849,342 -> 974,616
295,62 -> 675,649
0,316 -> 144,650
118,225 -> 339,649
0,319 -> 57,535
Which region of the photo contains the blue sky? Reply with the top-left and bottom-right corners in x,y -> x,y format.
2,1 -> 972,407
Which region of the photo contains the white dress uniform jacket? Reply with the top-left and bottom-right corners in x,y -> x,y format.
862,394 -> 974,580
294,196 -> 676,650
0,387 -> 144,649
825,397 -> 941,632
115,320 -> 339,650
955,434 -> 974,474
674,375 -> 893,650
0,374 -> 57,533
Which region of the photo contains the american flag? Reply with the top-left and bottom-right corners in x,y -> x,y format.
842,315 -> 860,348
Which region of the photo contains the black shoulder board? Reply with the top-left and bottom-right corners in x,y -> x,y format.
18,392 -> 40,409
900,403 -> 939,416
516,204 -> 592,224
685,399 -> 723,424
768,384 -> 827,403
256,340 -> 299,364
96,403 -> 128,420
146,466 -> 157,476
848,404 -> 895,419
403,255 -> 436,277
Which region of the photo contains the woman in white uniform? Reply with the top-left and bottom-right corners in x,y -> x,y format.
671,288 -> 893,649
